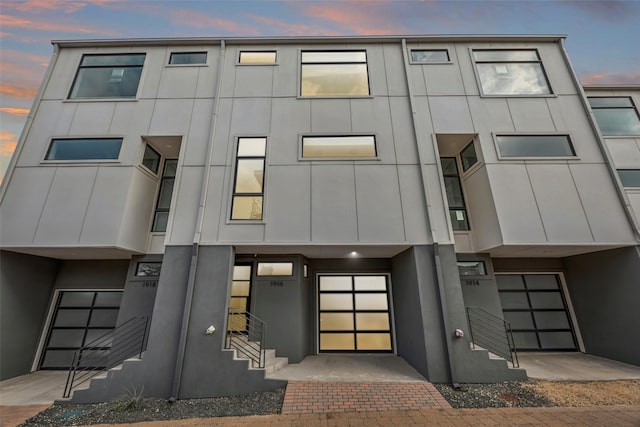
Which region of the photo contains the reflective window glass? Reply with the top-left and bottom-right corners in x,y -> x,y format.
320,333 -> 355,350
496,135 -> 575,157
524,275 -> 559,290
70,54 -> 145,99
59,292 -> 94,307
302,136 -> 376,158
142,144 -> 161,173
231,196 -> 263,220
589,97 -> 640,136
257,262 -> 293,276
440,157 -> 470,231
499,292 -> 530,310
320,276 -> 352,291
234,159 -> 264,193
618,170 -> 640,187
46,138 -> 122,161
496,275 -> 525,290
320,293 -> 353,311
233,265 -> 252,280
320,313 -> 354,331
457,261 -> 486,276
135,262 -> 162,277
354,276 -> 386,291
460,141 -> 478,172
356,333 -> 391,350
239,51 -> 277,64
169,52 -> 207,65
231,138 -> 266,220
301,51 -> 369,97
355,313 -> 390,330
411,49 -> 449,63
94,292 -> 123,306
355,293 -> 388,310
152,159 -> 177,232
473,50 -> 551,95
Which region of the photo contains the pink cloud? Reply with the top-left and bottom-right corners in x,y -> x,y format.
0,14 -> 114,35
0,107 -> 30,117
0,130 -> 18,156
299,2 -> 408,36
2,0 -> 119,14
581,70 -> 640,85
0,82 -> 39,99
170,9 -> 259,35
245,14 -> 338,36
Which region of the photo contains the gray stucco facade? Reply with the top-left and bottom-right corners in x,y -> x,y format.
1,35 -> 638,401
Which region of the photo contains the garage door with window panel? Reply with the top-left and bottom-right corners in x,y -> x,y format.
318,275 -> 393,352
497,274 -> 577,351
39,291 -> 122,369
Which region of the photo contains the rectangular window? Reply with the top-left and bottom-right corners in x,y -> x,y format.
238,51 -> 277,64
302,136 -> 376,159
45,138 -> 122,161
410,49 -> 449,63
152,159 -> 177,232
231,137 -> 266,220
496,135 -> 575,158
69,53 -> 145,99
588,97 -> 640,136
135,262 -> 162,277
457,261 -> 486,276
141,144 -> 160,174
169,52 -> 207,65
257,262 -> 294,276
473,49 -> 551,96
441,157 -> 470,231
460,140 -> 478,172
618,170 -> 640,188
301,51 -> 369,97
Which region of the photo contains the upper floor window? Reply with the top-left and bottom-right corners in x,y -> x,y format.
141,144 -> 161,174
231,137 -> 266,220
410,49 -> 449,63
238,51 -> 277,64
152,159 -> 177,232
301,135 -> 376,159
441,157 -> 470,231
300,51 -> 369,97
45,138 -> 122,161
460,141 -> 478,172
588,97 -> 640,136
496,135 -> 575,158
169,52 -> 207,65
618,170 -> 640,188
69,54 -> 145,99
472,50 -> 551,96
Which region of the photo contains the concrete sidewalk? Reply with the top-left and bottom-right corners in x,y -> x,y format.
90,406 -> 640,426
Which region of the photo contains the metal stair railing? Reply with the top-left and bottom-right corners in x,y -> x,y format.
466,306 -> 519,368
225,309 -> 266,369
63,316 -> 149,398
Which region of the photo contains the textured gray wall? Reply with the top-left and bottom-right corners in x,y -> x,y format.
564,246 -> 640,366
0,251 -> 59,380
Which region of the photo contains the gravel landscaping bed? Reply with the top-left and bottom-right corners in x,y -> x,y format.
20,387 -> 285,427
434,382 -> 555,408
20,380 -> 640,425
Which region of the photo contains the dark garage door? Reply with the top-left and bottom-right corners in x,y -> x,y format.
39,291 -> 123,369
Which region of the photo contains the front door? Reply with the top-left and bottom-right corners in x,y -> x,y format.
318,275 -> 393,352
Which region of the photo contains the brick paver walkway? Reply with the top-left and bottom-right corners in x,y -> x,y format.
281,381 -> 451,414
1,404 -> 50,427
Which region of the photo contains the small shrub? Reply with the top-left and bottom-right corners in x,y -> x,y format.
114,385 -> 144,412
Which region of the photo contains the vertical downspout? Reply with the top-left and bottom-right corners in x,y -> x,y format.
0,44 -> 59,200
558,38 -> 640,241
170,39 -> 226,400
400,39 -> 459,388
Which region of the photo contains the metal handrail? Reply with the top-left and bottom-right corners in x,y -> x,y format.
225,309 -> 266,369
466,306 -> 519,368
63,316 -> 149,398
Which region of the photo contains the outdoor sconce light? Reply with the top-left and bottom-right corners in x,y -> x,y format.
455,328 -> 464,338
205,325 -> 216,335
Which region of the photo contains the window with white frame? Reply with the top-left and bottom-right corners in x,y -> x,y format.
301,136 -> 376,159
169,52 -> 207,65
300,51 -> 369,97
496,135 -> 575,158
69,53 -> 145,99
472,50 -> 552,96
45,138 -> 122,161
410,49 -> 449,63
588,97 -> 640,136
238,51 -> 277,64
231,137 -> 266,220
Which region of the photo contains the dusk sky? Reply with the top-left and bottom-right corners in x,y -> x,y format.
1,0 -> 639,180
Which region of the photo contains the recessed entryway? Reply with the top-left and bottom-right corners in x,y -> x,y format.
318,275 -> 393,352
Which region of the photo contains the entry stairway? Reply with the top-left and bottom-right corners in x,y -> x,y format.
226,335 -> 289,376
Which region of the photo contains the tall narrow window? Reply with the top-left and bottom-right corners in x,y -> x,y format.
301,51 -> 369,97
69,54 -> 145,99
441,157 -> 470,230
152,159 -> 177,232
588,97 -> 640,136
231,137 -> 266,220
472,50 -> 551,96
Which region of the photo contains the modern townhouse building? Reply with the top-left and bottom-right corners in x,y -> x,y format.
1,35 -> 639,403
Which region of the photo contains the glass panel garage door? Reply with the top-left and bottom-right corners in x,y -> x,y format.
318,275 -> 393,352
497,274 -> 577,351
39,291 -> 123,369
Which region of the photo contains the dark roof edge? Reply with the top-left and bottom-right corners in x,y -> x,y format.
583,84 -> 640,91
52,34 -> 567,47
